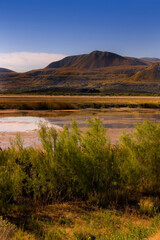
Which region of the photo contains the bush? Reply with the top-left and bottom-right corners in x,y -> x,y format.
118,121 -> 160,199
1,119 -> 160,210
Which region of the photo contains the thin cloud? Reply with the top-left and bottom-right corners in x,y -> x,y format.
0,52 -> 66,72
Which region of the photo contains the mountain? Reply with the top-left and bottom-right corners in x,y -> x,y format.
140,57 -> 160,63
47,51 -> 147,69
0,51 -> 160,93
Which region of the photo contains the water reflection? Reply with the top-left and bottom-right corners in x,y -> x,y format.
0,113 -> 160,148
46,113 -> 160,129
0,114 -> 160,132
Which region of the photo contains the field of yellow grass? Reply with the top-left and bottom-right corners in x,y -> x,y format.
1,95 -> 160,111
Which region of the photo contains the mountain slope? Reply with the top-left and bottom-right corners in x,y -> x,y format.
130,63 -> 160,82
47,51 -> 147,69
140,57 -> 160,63
0,67 -> 15,74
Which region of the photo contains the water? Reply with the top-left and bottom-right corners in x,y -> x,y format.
0,116 -> 61,148
0,116 -> 60,132
46,113 -> 160,129
0,116 -> 46,132
1,112 -> 160,148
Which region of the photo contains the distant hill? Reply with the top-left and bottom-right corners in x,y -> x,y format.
130,63 -> 160,82
1,51 -> 160,94
140,57 -> 160,63
0,67 -> 14,73
47,51 -> 147,69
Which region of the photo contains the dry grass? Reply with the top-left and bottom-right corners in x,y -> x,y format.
8,202 -> 160,240
1,95 -> 160,111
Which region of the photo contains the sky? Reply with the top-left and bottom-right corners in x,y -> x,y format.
0,0 -> 160,72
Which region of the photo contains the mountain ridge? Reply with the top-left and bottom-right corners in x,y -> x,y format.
0,50 -> 160,93
47,51 -> 147,69
140,57 -> 160,63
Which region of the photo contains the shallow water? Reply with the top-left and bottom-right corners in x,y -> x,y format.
1,114 -> 160,132
1,112 -> 160,148
46,113 -> 160,129
0,116 -> 47,132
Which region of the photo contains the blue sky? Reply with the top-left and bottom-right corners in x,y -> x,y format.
0,0 -> 159,71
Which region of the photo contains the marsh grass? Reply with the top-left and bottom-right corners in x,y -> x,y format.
1,95 -> 160,110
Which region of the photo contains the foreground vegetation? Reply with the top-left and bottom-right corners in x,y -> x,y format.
1,119 -> 160,239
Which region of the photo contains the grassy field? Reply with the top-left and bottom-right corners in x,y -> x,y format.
2,203 -> 160,240
1,95 -> 160,110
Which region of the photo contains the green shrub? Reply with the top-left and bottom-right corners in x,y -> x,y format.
138,197 -> 160,216
1,119 -> 160,210
80,118 -> 116,203
118,121 -> 160,199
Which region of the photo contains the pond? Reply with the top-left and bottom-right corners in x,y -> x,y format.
1,111 -> 160,148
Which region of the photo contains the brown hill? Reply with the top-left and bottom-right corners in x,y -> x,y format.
0,65 -> 147,93
47,51 -> 147,69
130,63 -> 160,82
140,57 -> 160,63
0,68 -> 14,74
1,51 -> 160,93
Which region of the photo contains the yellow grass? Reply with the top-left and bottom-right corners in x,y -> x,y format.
8,202 -> 160,240
1,95 -> 160,110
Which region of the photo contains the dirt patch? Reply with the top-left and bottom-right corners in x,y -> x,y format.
148,232 -> 160,240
